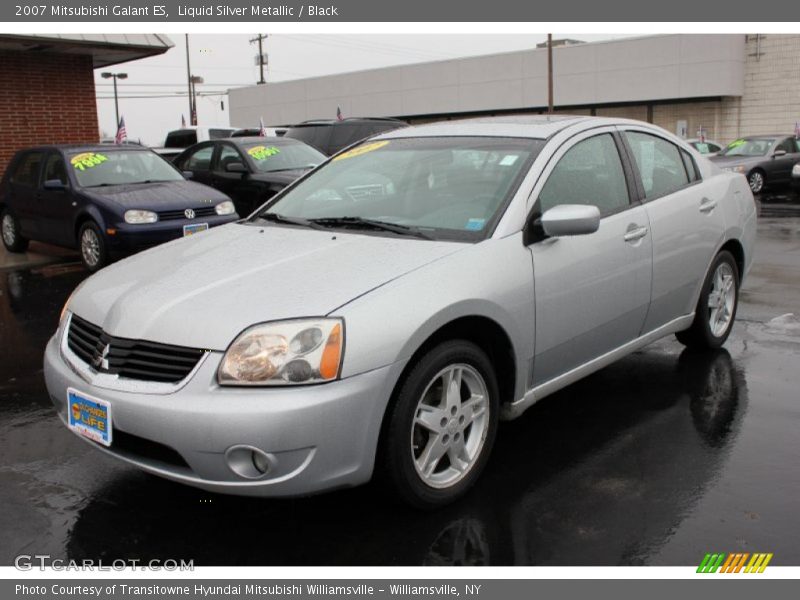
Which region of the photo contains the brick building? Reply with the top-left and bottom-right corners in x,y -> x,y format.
230,34 -> 800,146
0,34 -> 172,174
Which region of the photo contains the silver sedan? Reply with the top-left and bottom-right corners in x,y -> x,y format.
44,116 -> 757,508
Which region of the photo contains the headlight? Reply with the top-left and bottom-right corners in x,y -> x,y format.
124,209 -> 158,224
218,319 -> 344,386
732,165 -> 746,173
215,200 -> 236,216
793,163 -> 800,176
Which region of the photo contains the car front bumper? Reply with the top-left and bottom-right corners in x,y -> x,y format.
105,215 -> 239,252
43,332 -> 401,497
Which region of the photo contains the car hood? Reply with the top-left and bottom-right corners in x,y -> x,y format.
68,223 -> 464,351
82,179 -> 229,209
708,155 -> 764,169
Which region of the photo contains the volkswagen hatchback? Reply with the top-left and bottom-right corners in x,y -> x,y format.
44,116 -> 757,508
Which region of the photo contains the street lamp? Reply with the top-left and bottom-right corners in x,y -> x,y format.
101,72 -> 128,126
189,75 -> 204,125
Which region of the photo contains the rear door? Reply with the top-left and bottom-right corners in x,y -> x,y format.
529,128 -> 653,385
620,128 -> 725,332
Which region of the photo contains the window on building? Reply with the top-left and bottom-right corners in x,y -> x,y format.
624,132 -> 690,199
539,134 -> 630,216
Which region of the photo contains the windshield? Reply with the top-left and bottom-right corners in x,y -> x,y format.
719,138 -> 775,157
255,136 -> 542,241
243,142 -> 326,173
69,150 -> 183,187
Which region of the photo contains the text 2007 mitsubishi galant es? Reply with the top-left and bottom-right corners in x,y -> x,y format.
45,116 -> 757,508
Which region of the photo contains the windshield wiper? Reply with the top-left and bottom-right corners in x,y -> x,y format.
254,212 -> 327,230
309,217 -> 433,240
263,165 -> 318,173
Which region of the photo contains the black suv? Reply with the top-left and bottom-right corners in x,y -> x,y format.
284,118 -> 406,156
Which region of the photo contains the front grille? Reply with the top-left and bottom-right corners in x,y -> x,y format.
158,206 -> 217,221
67,314 -> 205,383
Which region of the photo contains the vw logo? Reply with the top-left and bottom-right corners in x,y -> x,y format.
185,208 -> 196,220
92,343 -> 111,371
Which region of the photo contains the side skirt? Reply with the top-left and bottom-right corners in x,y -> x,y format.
501,313 -> 695,420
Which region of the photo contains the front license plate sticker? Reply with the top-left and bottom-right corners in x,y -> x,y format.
67,388 -> 112,447
183,223 -> 209,236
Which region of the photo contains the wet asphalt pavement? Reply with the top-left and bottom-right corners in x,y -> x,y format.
1,196 -> 799,567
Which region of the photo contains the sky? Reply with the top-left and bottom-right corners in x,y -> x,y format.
95,34 -> 632,146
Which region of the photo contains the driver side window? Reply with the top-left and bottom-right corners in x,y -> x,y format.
216,145 -> 245,172
183,145 -> 213,172
539,134 -> 630,216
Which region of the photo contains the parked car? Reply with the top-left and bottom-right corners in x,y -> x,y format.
232,127 -> 288,138
0,145 -> 238,271
686,138 -> 723,155
163,126 -> 237,149
44,116 -> 756,508
173,137 -> 326,216
284,117 -> 406,156
710,135 -> 800,193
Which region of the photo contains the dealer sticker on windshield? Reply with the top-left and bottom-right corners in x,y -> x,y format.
247,145 -> 281,160
70,152 -> 109,171
67,388 -> 112,447
333,140 -> 390,161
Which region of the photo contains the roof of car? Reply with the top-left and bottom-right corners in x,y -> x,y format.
290,117 -> 405,126
225,136 -> 303,145
372,114 -> 594,140
18,144 -> 153,154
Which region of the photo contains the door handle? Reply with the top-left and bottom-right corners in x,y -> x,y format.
623,225 -> 648,242
699,198 -> 717,213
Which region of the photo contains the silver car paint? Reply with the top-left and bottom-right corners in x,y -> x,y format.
44,116 -> 757,496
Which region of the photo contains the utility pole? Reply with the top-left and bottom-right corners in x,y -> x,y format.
185,34 -> 194,125
547,33 -> 554,115
250,34 -> 268,85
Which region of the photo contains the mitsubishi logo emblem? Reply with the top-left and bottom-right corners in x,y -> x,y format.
185,208 -> 195,219
93,343 -> 110,371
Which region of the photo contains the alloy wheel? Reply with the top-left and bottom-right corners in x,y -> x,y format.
411,363 -> 490,489
81,228 -> 101,268
707,262 -> 736,337
748,171 -> 764,194
2,214 -> 16,247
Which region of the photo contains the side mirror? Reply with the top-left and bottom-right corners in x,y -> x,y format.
43,179 -> 67,191
541,204 -> 601,237
182,170 -> 194,179
773,149 -> 787,158
225,162 -> 248,174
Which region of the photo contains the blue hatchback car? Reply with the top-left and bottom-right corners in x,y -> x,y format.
0,145 -> 239,270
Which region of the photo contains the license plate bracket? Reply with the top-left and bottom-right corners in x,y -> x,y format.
67,388 -> 112,447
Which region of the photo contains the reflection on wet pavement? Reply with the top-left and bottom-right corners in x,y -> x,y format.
1,209 -> 799,566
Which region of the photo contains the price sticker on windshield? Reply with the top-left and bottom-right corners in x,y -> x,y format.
333,140 -> 390,161
247,146 -> 281,160
727,139 -> 746,149
70,152 -> 109,171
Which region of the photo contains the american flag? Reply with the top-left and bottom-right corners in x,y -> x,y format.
336,106 -> 344,122
115,116 -> 127,144
259,117 -> 267,136
181,114 -> 187,128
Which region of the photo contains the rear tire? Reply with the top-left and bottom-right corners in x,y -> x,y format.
78,221 -> 108,272
379,340 -> 499,509
1,208 -> 29,253
676,251 -> 739,349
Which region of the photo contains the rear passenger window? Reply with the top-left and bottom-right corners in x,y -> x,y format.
10,152 -> 43,187
624,132 -> 690,199
539,133 -> 630,216
184,146 -> 214,171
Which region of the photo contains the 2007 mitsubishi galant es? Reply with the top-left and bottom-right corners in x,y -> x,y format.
44,116 -> 757,508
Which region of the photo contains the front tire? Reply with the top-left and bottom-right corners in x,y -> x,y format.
1,208 -> 29,253
676,251 -> 739,349
748,170 -> 765,194
380,340 -> 499,509
78,221 -> 108,272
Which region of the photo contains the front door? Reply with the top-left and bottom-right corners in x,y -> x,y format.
38,152 -> 75,246
529,130 -> 653,385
